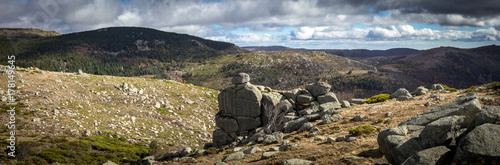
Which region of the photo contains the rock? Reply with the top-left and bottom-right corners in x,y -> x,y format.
341,155 -> 366,160
454,123 -> 500,162
236,116 -> 261,132
327,137 -> 336,143
154,101 -> 161,108
214,162 -> 228,165
218,82 -> 262,118
428,94 -> 439,98
401,146 -> 452,165
432,84 -> 445,91
297,122 -> 314,133
419,116 -> 465,149
314,137 -> 324,141
141,159 -> 157,165
366,105 -> 385,111
305,82 -> 331,97
283,117 -> 309,133
399,93 -> 481,127
354,115 -> 366,121
269,147 -> 280,151
296,94 -> 314,104
215,116 -> 239,133
392,88 -> 414,101
261,151 -> 279,159
180,147 -> 192,156
332,114 -> 344,120
232,73 -> 250,84
350,98 -> 366,105
78,69 -> 84,75
299,106 -> 319,115
317,92 -> 339,104
279,144 -> 297,151
340,100 -> 351,108
336,136 -> 346,142
212,129 -> 235,147
233,147 -> 243,152
411,86 -> 429,96
346,137 -> 356,142
424,102 -> 436,106
282,140 -> 290,145
309,127 -> 321,135
386,112 -> 393,117
243,147 -> 262,154
321,115 -> 335,124
467,106 -> 500,131
33,118 -> 41,123
282,159 -> 313,165
319,102 -> 341,111
195,149 -> 208,155
222,151 -> 244,162
101,160 -> 118,165
263,132 -> 283,144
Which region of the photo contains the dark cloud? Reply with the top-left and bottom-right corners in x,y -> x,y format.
373,0 -> 500,18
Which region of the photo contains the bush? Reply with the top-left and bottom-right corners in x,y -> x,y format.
466,86 -> 477,92
364,94 -> 391,104
207,147 -> 218,154
484,82 -> 500,90
441,84 -> 458,92
348,125 -> 375,136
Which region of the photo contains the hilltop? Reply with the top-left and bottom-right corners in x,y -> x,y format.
0,28 -> 61,39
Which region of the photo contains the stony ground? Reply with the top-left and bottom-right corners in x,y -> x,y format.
1,66 -> 498,164
0,66 -> 219,152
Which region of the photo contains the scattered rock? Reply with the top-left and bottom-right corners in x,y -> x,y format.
432,84 -> 445,91
314,137 -> 324,141
243,147 -> 262,154
386,112 -> 393,117
341,155 -> 366,160
349,98 -> 366,105
101,160 -> 118,165
411,86 -> 429,96
366,105 -> 385,111
340,100 -> 351,108
222,151 -> 244,162
261,151 -> 279,159
346,137 -> 356,142
282,159 -> 313,165
297,122 -> 313,133
283,117 -> 309,133
392,88 -> 414,101
354,115 -> 366,121
327,137 -> 336,143
424,102 -> 436,106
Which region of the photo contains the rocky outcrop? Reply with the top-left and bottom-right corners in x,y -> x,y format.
411,86 -> 428,96
391,88 -> 414,101
213,73 -> 343,147
378,93 -> 500,164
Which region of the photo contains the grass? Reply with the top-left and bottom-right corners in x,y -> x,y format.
364,94 -> 391,104
348,125 -> 375,136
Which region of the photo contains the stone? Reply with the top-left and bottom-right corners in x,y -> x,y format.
232,73 -> 250,84
332,114 -> 344,120
236,116 -> 261,132
432,84 -> 445,91
212,129 -> 235,147
314,137 -> 324,141
349,98 -> 366,105
283,117 -> 309,133
269,147 -> 280,151
263,132 -> 283,144
195,149 -> 207,155
282,159 -> 313,165
411,86 -> 429,96
336,136 -> 346,142
309,127 -> 321,135
419,116 -> 465,149
279,144 -> 297,151
321,115 -> 335,124
319,102 -> 341,111
399,93 -> 481,127
341,156 -> 366,160
424,102 -> 436,106
386,112 -> 394,117
392,88 -> 414,101
317,92 -> 339,104
218,83 -> 262,118
180,147 -> 192,156
327,137 -> 336,143
214,162 -> 228,165
454,123 -> 500,162
141,159 -> 157,165
401,146 -> 452,165
261,151 -> 279,159
341,100 -> 351,108
215,115 -> 239,133
243,147 -> 262,154
305,82 -> 331,97
467,106 -> 500,131
346,137 -> 356,142
296,94 -> 314,104
297,122 -> 314,133
354,115 -> 366,121
366,105 -> 385,111
299,106 -> 319,115
222,151 -> 244,162
101,160 -> 118,165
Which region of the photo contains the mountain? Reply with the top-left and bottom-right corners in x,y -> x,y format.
375,45 -> 500,89
0,27 -> 246,77
0,28 -> 61,38
242,46 -> 421,58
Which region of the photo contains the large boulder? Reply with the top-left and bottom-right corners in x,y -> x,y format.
419,116 -> 465,149
283,117 -> 309,133
401,146 -> 452,165
392,88 -> 414,101
399,93 -> 481,127
432,84 -> 445,91
454,123 -> 500,163
305,82 -> 331,97
411,86 -> 429,96
222,151 -> 244,162
349,98 -> 366,105
215,115 -> 239,133
218,83 -> 262,118
467,106 -> 500,131
378,125 -> 425,165
317,92 -> 339,104
212,129 -> 235,147
296,94 -> 314,104
232,73 -> 250,84
236,116 -> 261,132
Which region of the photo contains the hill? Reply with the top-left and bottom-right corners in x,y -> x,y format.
0,28 -> 61,38
0,66 -> 219,164
375,45 -> 500,89
0,27 -> 246,77
242,46 -> 306,52
242,46 -> 420,58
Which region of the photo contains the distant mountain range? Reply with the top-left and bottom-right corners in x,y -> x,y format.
242,46 -> 420,58
0,28 -> 61,38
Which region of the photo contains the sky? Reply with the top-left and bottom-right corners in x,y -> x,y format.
1,0 -> 500,50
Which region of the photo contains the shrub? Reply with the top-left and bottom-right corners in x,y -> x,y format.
225,149 -> 233,154
364,94 -> 391,104
348,125 -> 375,136
484,82 -> 500,90
441,84 -> 458,92
466,86 -> 477,92
207,147 -> 218,154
